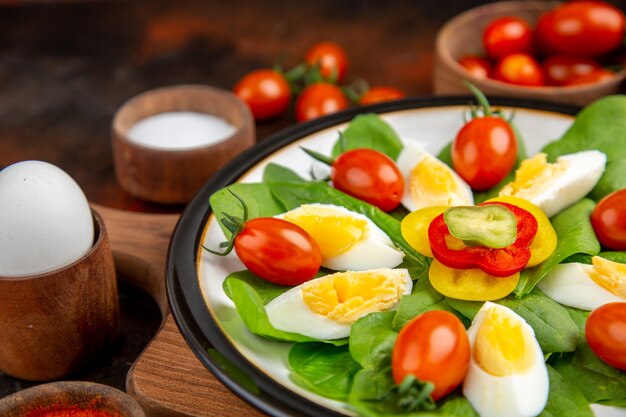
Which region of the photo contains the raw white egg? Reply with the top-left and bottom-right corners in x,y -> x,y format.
265,268 -> 412,340
538,256 -> 626,311
0,161 -> 94,276
278,203 -> 404,271
395,142 -> 473,211
499,150 -> 606,218
463,302 -> 549,417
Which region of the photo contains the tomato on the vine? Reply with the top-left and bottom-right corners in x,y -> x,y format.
305,41 -> 349,82
295,83 -> 349,122
452,85 -> 517,191
591,189 -> 626,250
585,302 -> 626,370
543,55 -> 601,86
392,310 -> 470,401
458,56 -> 492,79
359,86 -> 406,105
535,1 -> 625,57
493,53 -> 545,86
233,69 -> 291,121
331,148 -> 404,212
483,16 -> 534,59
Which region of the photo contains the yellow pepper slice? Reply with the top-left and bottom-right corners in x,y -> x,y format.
401,206 -> 447,257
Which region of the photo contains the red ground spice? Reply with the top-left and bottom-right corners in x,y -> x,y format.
23,404 -> 122,417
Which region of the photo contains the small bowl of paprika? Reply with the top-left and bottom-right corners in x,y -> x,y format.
0,381 -> 145,417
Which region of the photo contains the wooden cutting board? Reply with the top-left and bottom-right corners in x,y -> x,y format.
95,204 -> 266,417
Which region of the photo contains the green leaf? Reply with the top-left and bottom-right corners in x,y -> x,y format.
515,199 -> 600,296
349,311 -> 397,370
268,180 -> 430,272
225,277 -> 345,345
222,270 -> 292,304
539,365 -> 593,417
542,95 -> 626,201
263,162 -> 305,183
288,342 -> 361,400
331,114 -> 404,159
393,274 -> 454,331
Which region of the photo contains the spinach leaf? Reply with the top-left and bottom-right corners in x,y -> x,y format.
263,162 -> 305,183
563,250 -> 626,265
288,342 -> 361,400
393,273 -> 454,331
268,180 -> 430,272
225,277 -> 346,345
349,311 -> 397,370
551,343 -> 626,405
209,183 -> 285,238
542,95 -> 626,201
222,270 -> 292,304
331,114 -> 404,159
515,199 -> 600,296
539,365 -> 593,417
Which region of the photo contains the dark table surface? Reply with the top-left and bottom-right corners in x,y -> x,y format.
1,0 -> 624,403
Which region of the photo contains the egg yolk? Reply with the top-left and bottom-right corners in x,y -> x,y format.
301,269 -> 407,324
474,306 -> 534,376
408,156 -> 463,207
282,205 -> 368,258
499,153 -> 569,200
588,256 -> 626,299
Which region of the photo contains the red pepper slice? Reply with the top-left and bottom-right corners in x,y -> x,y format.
428,202 -> 538,277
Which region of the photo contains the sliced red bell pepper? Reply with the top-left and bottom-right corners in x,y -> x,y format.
428,202 -> 538,277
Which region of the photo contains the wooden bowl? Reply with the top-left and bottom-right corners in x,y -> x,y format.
0,210 -> 119,381
112,85 -> 255,204
433,1 -> 626,106
0,381 -> 145,417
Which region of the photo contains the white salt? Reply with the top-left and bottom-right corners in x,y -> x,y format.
127,111 -> 237,150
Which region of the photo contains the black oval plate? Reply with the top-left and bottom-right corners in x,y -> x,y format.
166,96 -> 578,417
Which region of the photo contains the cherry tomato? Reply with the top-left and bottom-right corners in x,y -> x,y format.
234,217 -> 322,286
591,189 -> 626,250
295,83 -> 349,122
458,56 -> 492,79
493,53 -> 545,86
392,310 -> 470,401
535,1 -> 625,57
234,69 -> 291,121
585,302 -> 626,370
483,16 -> 534,59
305,41 -> 349,82
565,69 -> 615,86
543,55 -> 601,86
359,86 -> 406,105
452,116 -> 517,190
331,148 -> 404,212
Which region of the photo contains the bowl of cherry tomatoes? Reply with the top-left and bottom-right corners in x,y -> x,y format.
434,0 -> 626,106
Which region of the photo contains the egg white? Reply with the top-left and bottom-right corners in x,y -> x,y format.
463,302 -> 549,417
277,203 -> 404,271
396,142 -> 473,211
265,268 -> 412,340
537,262 -> 625,311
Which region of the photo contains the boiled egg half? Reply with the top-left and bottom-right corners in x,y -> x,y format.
499,150 -> 606,218
538,256 -> 626,311
463,302 -> 549,417
279,203 -> 404,271
265,268 -> 412,340
396,143 -> 473,211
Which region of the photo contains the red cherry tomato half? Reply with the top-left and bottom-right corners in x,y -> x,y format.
331,148 -> 404,212
483,16 -> 534,60
452,116 -> 518,190
535,1 -> 625,57
359,86 -> 406,105
234,217 -> 322,286
543,55 -> 601,86
493,53 -> 545,86
586,302 -> 626,370
458,56 -> 492,79
392,310 -> 470,401
234,69 -> 291,121
295,83 -> 349,122
565,69 -> 616,86
305,41 -> 349,82
591,189 -> 626,250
